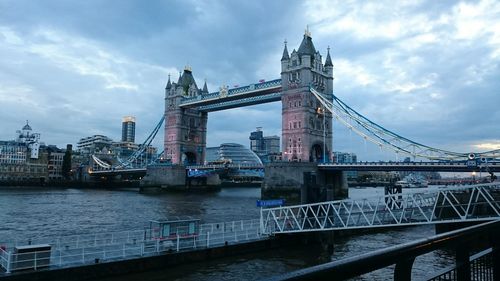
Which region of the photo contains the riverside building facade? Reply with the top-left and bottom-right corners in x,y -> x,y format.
0,122 -> 54,183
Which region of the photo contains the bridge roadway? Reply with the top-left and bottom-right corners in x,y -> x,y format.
261,182 -> 500,235
318,161 -> 500,172
89,164 -> 265,177
179,79 -> 282,112
89,168 -> 147,176
89,161 -> 500,177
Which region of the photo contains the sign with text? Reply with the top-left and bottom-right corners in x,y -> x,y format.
466,160 -> 479,168
256,199 -> 285,208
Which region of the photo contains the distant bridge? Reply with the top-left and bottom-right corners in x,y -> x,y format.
88,168 -> 147,176
89,164 -> 264,178
318,161 -> 500,172
88,160 -> 500,178
186,164 -> 264,178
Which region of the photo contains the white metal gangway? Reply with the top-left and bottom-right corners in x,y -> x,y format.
260,183 -> 500,235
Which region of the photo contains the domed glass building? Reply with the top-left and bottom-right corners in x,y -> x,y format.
205,143 -> 262,165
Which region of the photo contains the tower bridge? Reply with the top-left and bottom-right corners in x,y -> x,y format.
89,29 -> 499,198
163,31 -> 334,165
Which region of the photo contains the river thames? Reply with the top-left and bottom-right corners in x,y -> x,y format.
0,186 -> 454,280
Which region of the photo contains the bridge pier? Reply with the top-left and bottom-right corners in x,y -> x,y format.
262,162 -> 317,203
262,162 -> 348,204
320,170 -> 349,201
140,165 -> 186,191
187,173 -> 221,189
140,165 -> 223,191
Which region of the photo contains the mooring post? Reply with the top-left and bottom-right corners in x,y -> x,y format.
394,257 -> 415,281
455,241 -> 471,281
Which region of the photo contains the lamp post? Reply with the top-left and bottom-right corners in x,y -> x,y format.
317,106 -> 327,163
323,107 -> 326,163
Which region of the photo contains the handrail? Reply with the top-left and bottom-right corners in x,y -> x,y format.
0,219 -> 265,273
266,220 -> 500,281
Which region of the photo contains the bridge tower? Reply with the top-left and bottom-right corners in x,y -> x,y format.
164,67 -> 208,165
280,30 -> 334,162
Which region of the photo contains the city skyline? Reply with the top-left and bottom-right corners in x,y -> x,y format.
1,1 -> 499,160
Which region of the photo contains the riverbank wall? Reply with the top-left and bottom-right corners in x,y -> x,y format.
0,236 -> 299,281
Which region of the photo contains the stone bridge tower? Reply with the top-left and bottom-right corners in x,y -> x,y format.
280,30 -> 334,162
164,67 -> 209,165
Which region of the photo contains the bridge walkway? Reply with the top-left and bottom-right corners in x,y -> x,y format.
260,183 -> 500,234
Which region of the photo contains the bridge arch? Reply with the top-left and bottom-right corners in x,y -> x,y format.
182,151 -> 197,165
310,142 -> 327,163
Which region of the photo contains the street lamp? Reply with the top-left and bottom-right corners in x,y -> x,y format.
317,106 -> 327,163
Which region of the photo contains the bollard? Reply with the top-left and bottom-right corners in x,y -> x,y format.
455,242 -> 471,281
207,232 -> 210,248
394,257 -> 415,281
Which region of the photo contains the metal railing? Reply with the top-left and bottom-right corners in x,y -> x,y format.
0,219 -> 265,273
266,220 -> 500,281
261,183 -> 500,234
427,248 -> 494,280
179,78 -> 282,106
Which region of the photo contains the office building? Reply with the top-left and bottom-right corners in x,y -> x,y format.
333,151 -> 357,163
77,135 -> 114,154
121,116 -> 136,143
249,127 -> 281,163
205,143 -> 262,165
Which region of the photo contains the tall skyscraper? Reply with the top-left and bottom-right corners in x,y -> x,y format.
249,127 -> 264,154
249,127 -> 280,163
121,116 -> 136,143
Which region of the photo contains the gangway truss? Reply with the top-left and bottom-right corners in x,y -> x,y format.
260,183 -> 500,235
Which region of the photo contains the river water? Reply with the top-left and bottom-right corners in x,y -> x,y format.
0,186 -> 454,280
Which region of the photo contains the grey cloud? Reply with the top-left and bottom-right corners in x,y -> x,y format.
0,0 -> 499,160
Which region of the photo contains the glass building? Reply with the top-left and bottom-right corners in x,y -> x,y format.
205,143 -> 262,165
249,127 -> 280,163
121,116 -> 136,143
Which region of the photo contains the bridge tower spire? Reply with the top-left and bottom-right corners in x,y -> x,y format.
281,31 -> 333,162
164,67 -> 207,165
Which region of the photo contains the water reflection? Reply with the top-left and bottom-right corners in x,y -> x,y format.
0,186 -> 455,280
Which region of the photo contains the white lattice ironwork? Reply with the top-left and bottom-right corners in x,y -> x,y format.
260,183 -> 500,235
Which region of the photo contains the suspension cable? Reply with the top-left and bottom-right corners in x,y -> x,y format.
310,87 -> 499,160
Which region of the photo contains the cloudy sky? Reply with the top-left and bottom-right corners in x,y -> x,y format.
0,0 -> 499,161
